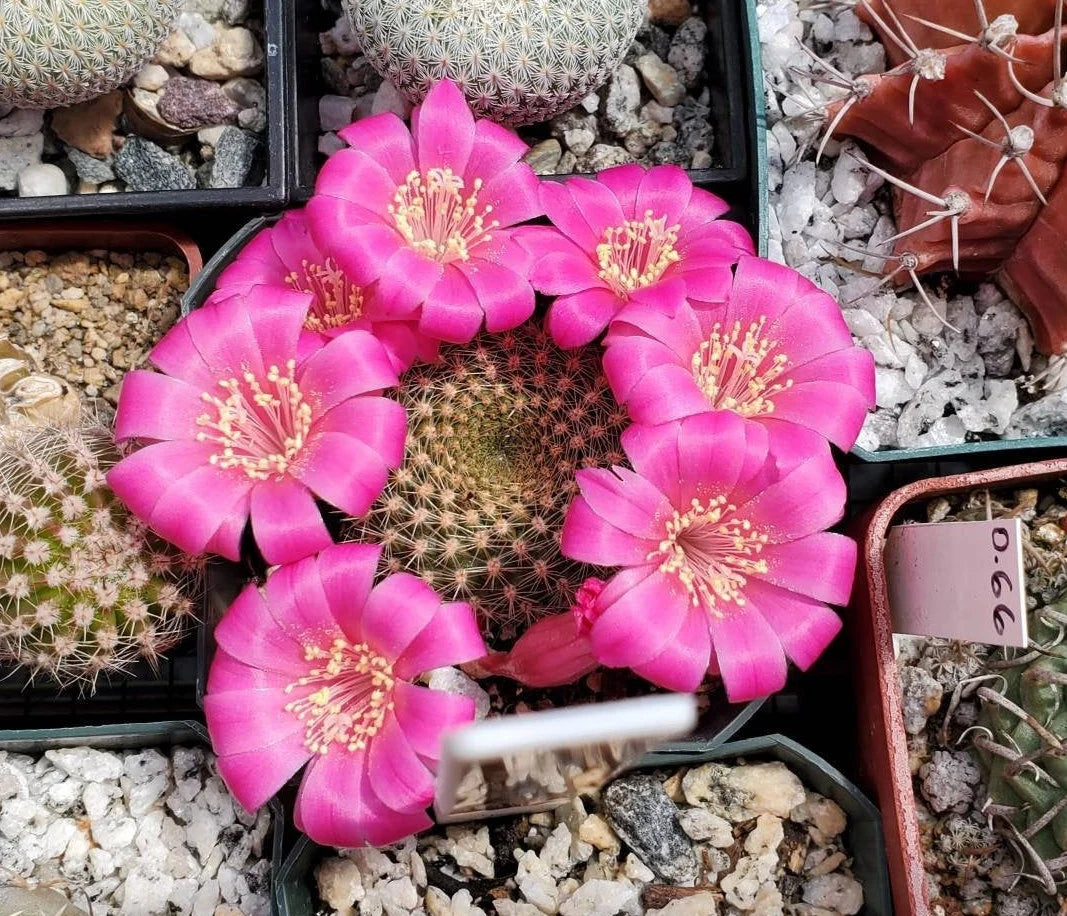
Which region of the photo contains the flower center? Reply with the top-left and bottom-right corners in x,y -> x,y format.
596,210 -> 681,296
196,360 -> 313,481
651,495 -> 769,612
284,637 -> 395,755
389,167 -> 498,263
691,318 -> 793,418
285,258 -> 365,333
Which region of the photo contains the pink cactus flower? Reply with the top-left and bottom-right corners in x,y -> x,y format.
306,80 -> 543,344
212,209 -> 439,372
523,163 -> 754,348
602,256 -> 876,451
108,290 -> 406,566
204,543 -> 487,847
560,412 -> 854,702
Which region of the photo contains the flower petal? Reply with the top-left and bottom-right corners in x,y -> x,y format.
263,552 -> 343,644
204,687 -> 304,757
295,750 -> 432,847
106,440 -> 215,524
465,118 -> 529,182
338,114 -> 417,184
706,604 -> 789,702
459,261 -> 535,334
361,573 -> 442,662
376,246 -> 446,317
574,466 -> 671,539
602,337 -> 679,404
393,601 -> 487,680
530,250 -> 600,295
418,266 -> 485,343
184,295 -> 264,379
737,449 -> 846,544
215,729 -> 310,812
564,177 -> 627,239
305,199 -> 401,287
414,80 -> 476,175
247,287 -> 314,370
313,396 -> 407,467
619,423 -> 681,506
560,495 -> 658,566
478,161 -> 543,228
249,478 -> 332,566
757,533 -> 857,605
595,163 -> 645,216
113,371 -> 203,443
207,648 -> 289,692
367,714 -> 436,813
636,165 -> 693,226
766,381 -> 873,451
591,569 -> 689,668
547,287 -> 621,348
631,603 -> 711,692
744,578 -> 843,671
786,345 -> 876,401
317,542 -> 383,644
148,464 -> 253,559
676,264 -> 734,306
392,681 -> 475,760
214,583 -> 309,676
300,430 -> 389,519
625,363 -> 710,425
674,412 -> 749,505
297,329 -> 399,412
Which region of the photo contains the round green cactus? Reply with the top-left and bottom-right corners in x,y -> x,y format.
0,0 -> 182,110
976,602 -> 1067,873
0,422 -> 200,690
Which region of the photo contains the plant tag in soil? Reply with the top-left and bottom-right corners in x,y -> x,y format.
433,693 -> 697,822
885,518 -> 1027,647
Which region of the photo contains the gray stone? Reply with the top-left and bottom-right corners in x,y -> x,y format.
587,143 -> 633,170
919,749 -> 981,814
0,108 -> 44,137
222,77 -> 266,110
66,148 -> 116,184
158,76 -> 240,129
134,64 -> 170,91
802,873 -> 864,915
0,134 -> 43,190
522,138 -> 562,175
319,94 -> 357,132
604,64 -> 642,134
208,127 -> 259,188
114,137 -> 196,191
0,886 -> 88,916
602,775 -> 697,884
667,17 -> 708,88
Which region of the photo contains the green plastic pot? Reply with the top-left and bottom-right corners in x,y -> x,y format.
0,720 -> 286,915
274,732 -> 889,916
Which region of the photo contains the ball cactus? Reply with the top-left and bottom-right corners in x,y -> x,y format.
345,323 -> 628,640
975,601 -> 1067,889
799,0 -> 1067,353
0,422 -> 200,690
342,0 -> 645,126
0,0 -> 182,110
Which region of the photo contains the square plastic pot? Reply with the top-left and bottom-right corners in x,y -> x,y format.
0,720 -> 285,913
848,456 -> 1067,915
290,0 -> 768,255
0,222 -> 204,727
272,732 -> 889,916
0,0 -> 292,221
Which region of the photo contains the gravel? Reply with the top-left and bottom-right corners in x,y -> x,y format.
0,249 -> 187,402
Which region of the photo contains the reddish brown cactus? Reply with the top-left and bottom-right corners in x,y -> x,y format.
810,0 -> 1067,353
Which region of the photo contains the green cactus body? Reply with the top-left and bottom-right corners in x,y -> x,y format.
344,0 -> 644,126
0,423 -> 199,689
977,604 -> 1067,862
346,324 -> 628,641
0,0 -> 181,110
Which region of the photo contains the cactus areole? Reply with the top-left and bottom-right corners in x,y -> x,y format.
811,0 -> 1067,354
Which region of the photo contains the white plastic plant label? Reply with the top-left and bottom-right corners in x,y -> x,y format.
433,694 -> 698,822
885,518 -> 1028,647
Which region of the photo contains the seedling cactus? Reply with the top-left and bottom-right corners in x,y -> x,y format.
346,323 -> 628,641
798,0 -> 1067,354
0,423 -> 200,690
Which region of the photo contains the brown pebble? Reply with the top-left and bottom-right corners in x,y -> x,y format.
647,0 -> 693,26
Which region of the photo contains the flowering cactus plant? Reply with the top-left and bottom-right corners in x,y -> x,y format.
109,79 -> 876,848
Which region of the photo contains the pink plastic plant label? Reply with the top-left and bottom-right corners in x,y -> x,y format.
885,519 -> 1028,648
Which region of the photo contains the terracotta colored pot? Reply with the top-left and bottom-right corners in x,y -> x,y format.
849,456 -> 1067,916
0,221 -> 202,282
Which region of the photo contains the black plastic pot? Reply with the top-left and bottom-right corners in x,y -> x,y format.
0,720 -> 286,914
291,0 -> 767,250
274,732 -> 890,916
0,0 -> 292,222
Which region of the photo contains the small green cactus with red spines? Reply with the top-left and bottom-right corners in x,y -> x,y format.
346,323 -> 628,642
0,422 -> 200,690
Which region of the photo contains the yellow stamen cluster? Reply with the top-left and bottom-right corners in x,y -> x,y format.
389,167 -> 498,263
286,258 -> 366,332
196,360 -> 313,481
284,638 -> 396,755
596,210 -> 681,296
652,495 -> 769,612
691,318 -> 793,418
